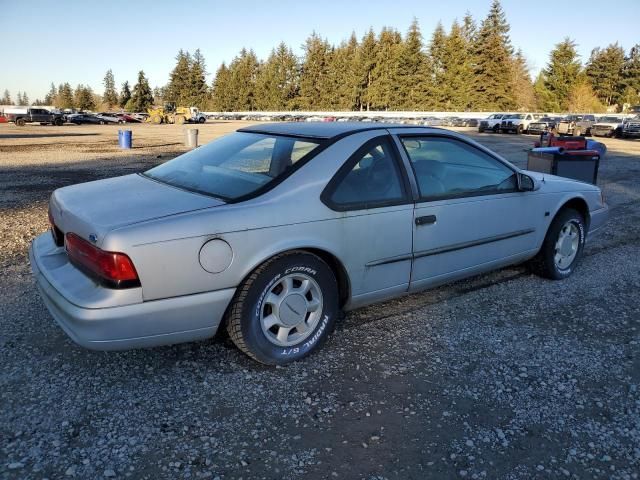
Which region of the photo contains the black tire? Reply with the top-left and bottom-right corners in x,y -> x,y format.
493,125 -> 500,133
226,251 -> 339,365
517,124 -> 523,134
198,116 -> 206,123
16,118 -> 26,126
529,208 -> 586,280
54,118 -> 63,126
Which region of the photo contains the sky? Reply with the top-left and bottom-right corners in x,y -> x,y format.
2,0 -> 639,101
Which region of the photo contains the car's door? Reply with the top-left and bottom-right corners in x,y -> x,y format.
321,135 -> 414,306
393,132 -> 541,292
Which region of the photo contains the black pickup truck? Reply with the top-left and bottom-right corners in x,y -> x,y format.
6,108 -> 65,126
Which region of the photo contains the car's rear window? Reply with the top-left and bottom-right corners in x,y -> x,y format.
144,132 -> 322,201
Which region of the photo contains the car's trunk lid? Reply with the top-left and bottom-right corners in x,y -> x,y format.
50,174 -> 224,247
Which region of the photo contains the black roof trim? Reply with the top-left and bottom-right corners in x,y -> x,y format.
237,121 -> 430,140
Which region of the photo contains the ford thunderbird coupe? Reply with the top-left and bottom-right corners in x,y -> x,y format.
30,122 -> 608,364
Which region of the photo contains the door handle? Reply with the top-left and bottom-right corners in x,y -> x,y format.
415,215 -> 436,226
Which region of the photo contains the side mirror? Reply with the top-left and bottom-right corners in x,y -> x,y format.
518,172 -> 540,192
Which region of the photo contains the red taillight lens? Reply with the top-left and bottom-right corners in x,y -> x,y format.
65,233 -> 140,289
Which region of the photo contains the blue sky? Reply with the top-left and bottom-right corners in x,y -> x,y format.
3,0 -> 639,101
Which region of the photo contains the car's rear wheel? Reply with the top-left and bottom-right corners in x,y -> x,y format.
529,208 -> 586,280
226,251 -> 339,365
16,118 -> 25,126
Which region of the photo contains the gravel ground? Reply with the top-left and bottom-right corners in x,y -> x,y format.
1,123 -> 639,479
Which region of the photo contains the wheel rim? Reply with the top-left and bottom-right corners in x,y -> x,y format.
554,221 -> 580,270
260,273 -> 323,347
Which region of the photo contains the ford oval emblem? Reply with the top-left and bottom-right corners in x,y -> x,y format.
88,234 -> 98,243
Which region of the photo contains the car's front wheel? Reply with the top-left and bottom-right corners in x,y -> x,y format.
226,251 -> 339,365
529,208 -> 586,280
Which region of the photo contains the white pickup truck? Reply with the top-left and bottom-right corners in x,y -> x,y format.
499,113 -> 541,134
478,113 -> 509,133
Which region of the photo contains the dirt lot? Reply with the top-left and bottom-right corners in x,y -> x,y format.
1,122 -> 639,480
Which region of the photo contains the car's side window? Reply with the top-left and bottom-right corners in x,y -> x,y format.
326,137 -> 406,210
401,136 -> 517,200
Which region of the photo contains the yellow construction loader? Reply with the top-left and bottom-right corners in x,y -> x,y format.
146,102 -> 206,124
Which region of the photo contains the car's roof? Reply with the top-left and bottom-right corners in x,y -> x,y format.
238,121 -> 428,139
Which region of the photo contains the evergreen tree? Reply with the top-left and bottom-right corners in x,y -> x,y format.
510,50 -> 535,111
1,89 -> 11,104
58,83 -> 74,109
368,27 -> 402,110
130,71 -> 154,112
325,34 -> 359,110
355,28 -> 378,111
533,72 -> 555,112
16,92 -> 23,105
103,69 -> 118,109
44,83 -> 56,105
74,85 -> 96,110
229,49 -> 260,110
396,19 -> 431,110
22,92 -> 29,106
119,81 -> 131,108
166,50 -> 192,104
461,11 -> 477,43
585,43 -> 626,108
299,33 -> 332,110
621,44 -> 640,108
474,0 -> 514,110
211,62 -> 233,111
255,42 -> 300,110
188,49 -> 209,108
542,38 -> 582,112
441,20 -> 475,110
428,22 -> 448,108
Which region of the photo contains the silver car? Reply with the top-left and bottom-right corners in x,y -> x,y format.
30,123 -> 609,364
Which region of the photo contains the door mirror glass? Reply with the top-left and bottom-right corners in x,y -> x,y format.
518,173 -> 537,191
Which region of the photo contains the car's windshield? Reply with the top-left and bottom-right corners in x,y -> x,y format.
144,132 -> 322,201
600,116 -> 623,123
506,114 -> 524,119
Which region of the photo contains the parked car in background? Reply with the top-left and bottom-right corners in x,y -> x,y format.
113,113 -> 141,123
451,118 -> 478,127
67,113 -> 108,125
31,122 -> 608,364
0,114 -> 7,123
478,113 -> 508,133
96,113 -> 124,124
499,113 -> 541,134
528,116 -> 564,135
592,116 -> 626,138
556,114 -> 597,136
621,115 -> 640,139
5,107 -> 64,126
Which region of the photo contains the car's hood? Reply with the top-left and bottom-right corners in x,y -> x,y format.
50,174 -> 224,247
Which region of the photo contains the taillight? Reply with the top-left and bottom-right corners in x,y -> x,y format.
65,233 -> 140,289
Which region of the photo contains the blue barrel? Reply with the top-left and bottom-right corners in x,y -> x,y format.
118,129 -> 132,149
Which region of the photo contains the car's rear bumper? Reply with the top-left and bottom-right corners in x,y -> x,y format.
588,205 -> 609,237
29,235 -> 235,350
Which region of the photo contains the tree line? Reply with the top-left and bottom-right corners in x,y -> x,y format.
3,0 -> 639,113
